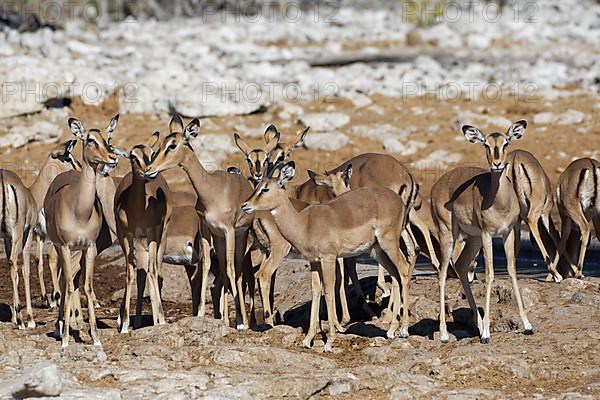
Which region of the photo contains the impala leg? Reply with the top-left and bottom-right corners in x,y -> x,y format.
437,230 -> 454,343
321,258 -> 339,352
6,236 -> 23,329
380,236 -> 411,339
256,242 -> 290,327
574,222 -> 590,279
529,217 -> 562,282
119,239 -> 135,333
48,245 -> 60,308
302,262 -> 322,349
480,233 -> 494,344
213,236 -> 229,324
345,257 -> 376,320
148,240 -> 165,325
411,215 -> 440,270
504,226 -> 533,334
84,244 -> 101,346
233,231 -> 249,330
22,231 -> 35,328
60,246 -> 73,349
35,235 -> 49,307
336,257 -> 351,327
197,230 -> 211,317
453,237 -> 483,336
376,265 -> 390,298
134,268 -> 147,330
373,247 -> 402,339
551,215 -> 572,277
243,250 -> 256,327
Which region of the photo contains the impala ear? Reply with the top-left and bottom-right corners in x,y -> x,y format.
308,169 -> 329,187
184,119 -> 200,142
462,125 -> 485,144
51,139 -> 77,159
507,120 -> 527,141
112,147 -> 129,158
234,133 -> 252,156
264,131 -> 280,154
277,161 -> 296,187
169,113 -> 184,133
106,114 -> 119,138
292,126 -> 309,150
343,164 -> 353,186
264,124 -> 280,143
146,131 -> 161,150
68,118 -> 86,140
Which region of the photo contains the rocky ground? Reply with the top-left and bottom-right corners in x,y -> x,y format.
0,0 -> 599,398
1,252 -> 600,399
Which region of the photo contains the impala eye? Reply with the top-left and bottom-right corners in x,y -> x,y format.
167,142 -> 177,151
260,185 -> 270,193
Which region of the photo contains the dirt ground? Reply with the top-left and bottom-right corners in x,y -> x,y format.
0,92 -> 599,398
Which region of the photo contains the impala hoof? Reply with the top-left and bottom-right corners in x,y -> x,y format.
399,329 -> 409,339
120,327 -> 129,334
386,330 -> 396,339
323,343 -> 333,353
236,324 -> 248,331
524,329 -> 534,335
27,320 -> 36,329
480,336 -> 490,344
302,338 -> 313,349
93,340 -> 102,347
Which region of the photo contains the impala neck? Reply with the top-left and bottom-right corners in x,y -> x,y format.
178,147 -> 213,205
75,157 -> 98,221
269,194 -> 306,249
131,167 -> 148,204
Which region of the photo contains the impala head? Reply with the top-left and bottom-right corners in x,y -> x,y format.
233,126 -> 280,185
114,132 -> 162,177
50,139 -> 82,171
241,161 -> 296,214
264,125 -> 309,167
68,114 -> 119,176
144,114 -> 200,179
308,164 -> 352,196
462,120 -> 527,172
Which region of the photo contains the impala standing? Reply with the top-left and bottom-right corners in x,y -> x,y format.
431,120 -> 533,344
44,115 -> 119,348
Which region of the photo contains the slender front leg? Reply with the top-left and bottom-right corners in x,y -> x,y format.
322,259 -> 340,352
60,245 -> 74,349
376,265 -> 390,298
336,258 -> 351,327
22,231 -> 35,328
119,239 -> 135,333
504,226 -> 533,334
148,240 -> 166,325
134,268 -> 147,330
197,225 -> 212,317
302,262 -> 322,349
84,243 -> 101,346
232,230 -> 249,330
256,244 -> 290,327
480,232 -> 494,344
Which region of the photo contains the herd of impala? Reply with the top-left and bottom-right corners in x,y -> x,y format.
0,112 -> 597,351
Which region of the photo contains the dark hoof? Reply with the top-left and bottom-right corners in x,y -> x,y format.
480,337 -> 490,344
523,329 -> 534,335
441,339 -> 448,344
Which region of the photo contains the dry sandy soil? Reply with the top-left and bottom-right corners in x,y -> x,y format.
0,92 -> 599,398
